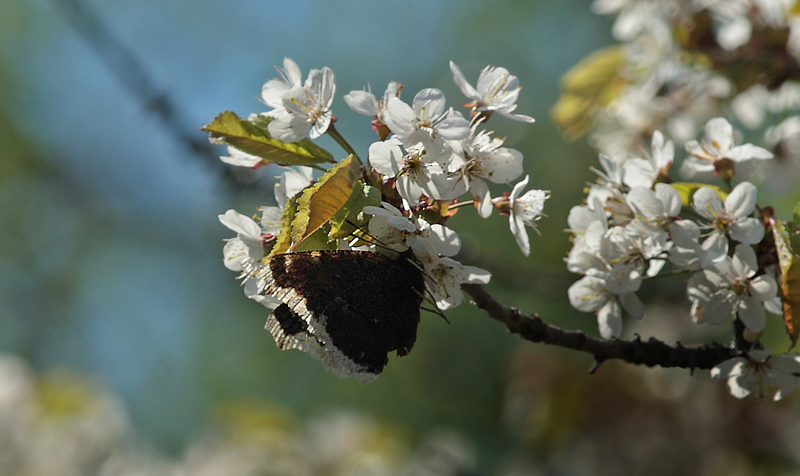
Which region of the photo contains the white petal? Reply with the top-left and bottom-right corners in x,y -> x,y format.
482,148 -> 524,184
728,144 -> 774,161
731,243 -> 758,278
619,292 -> 645,320
597,299 -> 622,339
219,209 -> 261,238
384,97 -> 416,139
727,374 -> 755,398
568,276 -> 608,312
470,179 -> 494,218
711,357 -> 746,379
268,115 -> 310,142
436,108 -> 470,140
703,292 -> 736,325
449,61 -> 480,100
344,90 -> 378,116
368,140 -> 403,176
626,187 -> 661,219
749,275 -> 778,302
510,214 -> 530,257
725,181 -> 758,218
737,296 -> 766,333
700,231 -> 729,263
413,88 -> 447,120
704,117 -> 734,153
497,110 -> 536,123
654,183 -> 682,217
668,220 -> 701,248
728,218 -> 764,244
462,264 -> 492,284
622,158 -> 657,188
222,239 -> 246,271
396,175 -> 423,205
567,204 -> 606,234
692,187 -> 724,220
428,224 -> 461,256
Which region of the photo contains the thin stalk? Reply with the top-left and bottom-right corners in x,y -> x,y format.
326,121 -> 362,165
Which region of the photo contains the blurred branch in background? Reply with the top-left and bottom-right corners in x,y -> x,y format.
49,0 -> 228,176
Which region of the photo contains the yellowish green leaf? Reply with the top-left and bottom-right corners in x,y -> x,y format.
202,111 -> 334,166
290,155 -> 361,250
327,183 -> 381,242
773,219 -> 800,347
269,195 -> 299,257
670,182 -> 728,207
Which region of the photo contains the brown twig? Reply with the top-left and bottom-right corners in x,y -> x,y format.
462,283 -> 739,370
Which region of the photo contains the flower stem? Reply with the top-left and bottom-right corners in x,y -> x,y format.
449,200 -> 475,209
326,121 -> 362,165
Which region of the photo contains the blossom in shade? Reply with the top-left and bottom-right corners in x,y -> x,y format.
499,175 -> 549,257
686,244 -> 778,333
690,181 -> 764,263
420,255 -> 491,310
622,130 -> 674,188
682,117 -> 773,176
712,349 -> 800,400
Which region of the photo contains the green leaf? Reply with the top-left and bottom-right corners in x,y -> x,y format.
270,195 -> 299,257
671,182 -> 728,207
202,111 -> 334,166
290,155 -> 361,250
773,219 -> 800,348
327,183 -> 382,242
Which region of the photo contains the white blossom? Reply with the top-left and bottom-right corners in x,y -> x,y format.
219,145 -> 263,168
261,57 -> 303,114
690,181 -> 764,262
383,89 -> 470,142
712,349 -> 800,400
362,202 -> 461,258
568,269 -> 645,339
274,166 -> 315,210
687,244 -> 778,332
449,122 -> 524,217
622,130 -> 674,188
682,117 -> 773,176
344,81 -> 402,134
262,59 -> 336,142
449,61 -> 535,123
500,175 -> 549,257
368,132 -> 457,205
420,255 -> 491,310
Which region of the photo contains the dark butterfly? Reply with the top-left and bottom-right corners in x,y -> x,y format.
261,250 -> 425,383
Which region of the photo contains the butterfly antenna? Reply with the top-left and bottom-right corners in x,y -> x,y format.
344,219 -> 405,257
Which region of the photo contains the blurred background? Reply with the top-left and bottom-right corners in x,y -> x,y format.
2,0 -> 800,475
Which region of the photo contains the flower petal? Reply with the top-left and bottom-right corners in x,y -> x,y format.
737,296 -> 766,333
692,187 -> 724,220
725,181 -> 758,218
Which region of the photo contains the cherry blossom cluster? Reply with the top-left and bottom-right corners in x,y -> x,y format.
217,58 -> 547,314
574,0 -> 800,187
565,113 -> 800,400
